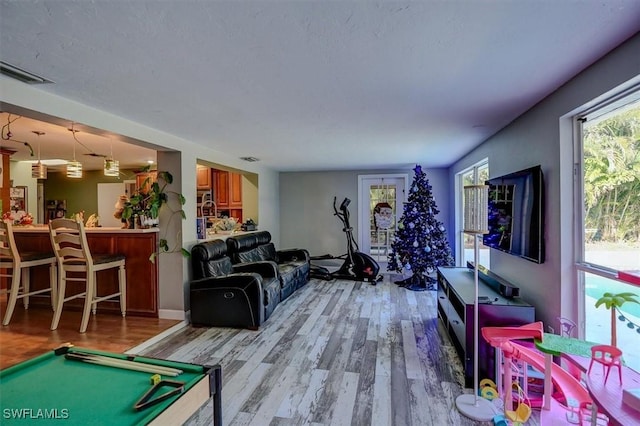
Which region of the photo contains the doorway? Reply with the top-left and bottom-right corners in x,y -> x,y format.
358,174 -> 408,270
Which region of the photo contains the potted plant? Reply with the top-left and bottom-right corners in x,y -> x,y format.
122,167 -> 189,262
595,291 -> 640,346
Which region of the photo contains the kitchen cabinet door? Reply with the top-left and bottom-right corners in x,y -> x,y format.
229,173 -> 243,208
136,172 -> 157,194
214,170 -> 230,208
196,166 -> 211,190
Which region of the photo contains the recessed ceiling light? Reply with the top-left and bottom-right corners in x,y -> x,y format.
240,156 -> 260,162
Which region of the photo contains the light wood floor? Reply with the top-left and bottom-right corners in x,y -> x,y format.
0,295 -> 181,370
140,276 -> 542,426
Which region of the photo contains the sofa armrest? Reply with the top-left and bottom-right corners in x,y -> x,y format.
190,273 -> 262,291
233,260 -> 279,279
277,248 -> 310,263
190,273 -> 265,328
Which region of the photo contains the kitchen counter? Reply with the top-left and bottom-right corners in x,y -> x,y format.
197,230 -> 254,243
12,225 -> 159,233
11,226 -> 160,316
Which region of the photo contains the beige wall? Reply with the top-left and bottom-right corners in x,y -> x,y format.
279,167 -> 450,257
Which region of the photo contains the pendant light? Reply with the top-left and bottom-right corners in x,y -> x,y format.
31,130 -> 47,179
104,139 -> 119,176
66,124 -> 82,178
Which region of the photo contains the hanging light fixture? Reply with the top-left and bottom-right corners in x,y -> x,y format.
104,139 -> 119,176
66,124 -> 82,178
31,130 -> 47,179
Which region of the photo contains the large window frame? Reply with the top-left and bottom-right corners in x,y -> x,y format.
574,84 -> 640,371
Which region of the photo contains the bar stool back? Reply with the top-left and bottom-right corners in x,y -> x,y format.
49,218 -> 126,333
1,220 -> 57,325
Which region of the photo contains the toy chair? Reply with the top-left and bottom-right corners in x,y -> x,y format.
557,316 -> 577,337
588,344 -> 622,384
504,383 -> 531,426
578,401 -> 609,425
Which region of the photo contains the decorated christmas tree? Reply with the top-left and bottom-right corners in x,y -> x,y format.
388,165 -> 454,291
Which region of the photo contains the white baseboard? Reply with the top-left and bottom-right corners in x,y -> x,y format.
158,309 -> 186,320
125,320 -> 188,355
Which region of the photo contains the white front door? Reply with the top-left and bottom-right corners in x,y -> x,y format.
358,174 -> 408,270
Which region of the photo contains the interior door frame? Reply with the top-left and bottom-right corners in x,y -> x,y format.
357,173 -> 408,256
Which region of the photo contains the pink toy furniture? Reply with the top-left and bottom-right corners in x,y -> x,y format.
588,344 -> 623,384
557,316 -> 577,338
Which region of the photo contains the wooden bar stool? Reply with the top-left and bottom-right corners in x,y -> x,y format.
49,218 -> 127,333
1,220 -> 57,325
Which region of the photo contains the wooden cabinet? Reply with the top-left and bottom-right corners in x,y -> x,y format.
229,172 -> 243,208
14,229 -> 159,317
196,166 -> 211,190
213,170 -> 243,222
214,170 -> 230,208
136,171 -> 157,194
437,266 -> 535,388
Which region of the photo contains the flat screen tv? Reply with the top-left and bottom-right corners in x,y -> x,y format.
483,165 -> 545,263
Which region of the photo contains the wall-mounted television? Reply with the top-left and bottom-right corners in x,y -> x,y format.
483,165 -> 545,264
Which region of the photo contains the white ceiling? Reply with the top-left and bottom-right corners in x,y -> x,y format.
1,1 -> 639,172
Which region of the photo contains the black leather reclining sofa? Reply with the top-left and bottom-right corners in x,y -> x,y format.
226,231 -> 310,300
189,231 -> 310,329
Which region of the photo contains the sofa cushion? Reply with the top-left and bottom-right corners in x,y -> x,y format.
258,242 -> 277,261
202,257 -> 234,278
237,247 -> 264,263
191,240 -> 234,279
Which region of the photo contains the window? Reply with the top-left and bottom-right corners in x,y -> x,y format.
576,87 -> 640,371
456,161 -> 489,267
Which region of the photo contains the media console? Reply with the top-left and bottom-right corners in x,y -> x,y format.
437,266 -> 535,388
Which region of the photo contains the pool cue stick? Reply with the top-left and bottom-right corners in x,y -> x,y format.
71,352 -> 183,376
65,352 -> 182,376
65,353 -> 182,376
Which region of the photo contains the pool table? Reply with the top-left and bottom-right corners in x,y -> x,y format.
0,346 -> 221,425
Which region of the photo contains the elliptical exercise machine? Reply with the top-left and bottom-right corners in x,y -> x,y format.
311,197 -> 382,284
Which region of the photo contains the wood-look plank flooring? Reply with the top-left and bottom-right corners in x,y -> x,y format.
140,276 -> 542,426
0,295 -> 181,370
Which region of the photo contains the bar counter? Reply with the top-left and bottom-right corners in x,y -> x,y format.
10,225 -> 160,317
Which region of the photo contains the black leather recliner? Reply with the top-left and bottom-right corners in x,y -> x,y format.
226,231 -> 310,301
190,239 -> 281,329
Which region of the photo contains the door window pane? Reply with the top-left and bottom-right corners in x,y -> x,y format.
369,184 -> 397,262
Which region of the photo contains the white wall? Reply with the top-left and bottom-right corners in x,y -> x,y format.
0,77 -> 280,317
280,167 -> 450,258
449,32 -> 640,329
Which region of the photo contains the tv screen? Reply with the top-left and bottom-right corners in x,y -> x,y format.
483,165 -> 545,263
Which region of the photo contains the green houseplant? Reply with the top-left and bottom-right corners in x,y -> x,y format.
122,167 -> 189,262
595,291 -> 640,346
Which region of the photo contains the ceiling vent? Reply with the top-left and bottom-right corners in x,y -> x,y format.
240,156 -> 260,162
0,61 -> 53,84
